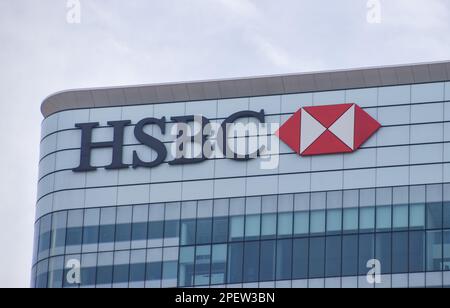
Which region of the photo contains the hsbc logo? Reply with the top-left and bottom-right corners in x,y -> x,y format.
276,103 -> 381,156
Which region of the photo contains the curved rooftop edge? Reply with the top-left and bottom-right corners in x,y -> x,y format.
41,60 -> 450,118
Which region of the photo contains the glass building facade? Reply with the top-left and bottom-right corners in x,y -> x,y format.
33,62 -> 450,288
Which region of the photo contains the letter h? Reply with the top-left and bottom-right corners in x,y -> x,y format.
73,121 -> 131,172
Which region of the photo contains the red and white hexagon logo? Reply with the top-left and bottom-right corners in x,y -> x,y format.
275,103 -> 381,156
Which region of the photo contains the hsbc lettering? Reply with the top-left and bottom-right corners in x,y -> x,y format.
72,110 -> 267,172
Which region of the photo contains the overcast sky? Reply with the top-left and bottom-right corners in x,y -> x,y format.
0,0 -> 449,288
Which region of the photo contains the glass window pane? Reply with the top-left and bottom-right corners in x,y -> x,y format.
444,231 -> 450,271
164,220 -> 179,239
131,222 -> 147,242
393,205 -> 409,229
376,206 -> 391,231
327,209 -> 342,234
342,235 -> 358,276
294,212 -> 309,236
376,233 -> 392,274
259,240 -> 276,282
310,210 -> 325,234
227,242 -> 243,284
392,232 -> 408,274
195,245 -> 211,286
243,242 -> 260,283
444,202 -> 450,229
51,212 -> 67,256
276,239 -> 292,281
293,238 -> 309,280
146,262 -> 162,281
426,231 -> 443,272
309,237 -> 325,278
99,225 -> 115,243
213,217 -> 228,243
229,216 -> 244,241
245,215 -> 261,239
427,203 -> 443,229
359,207 -> 375,231
410,231 -> 425,273
129,262 -> 145,283
180,219 -> 196,246
343,208 -> 358,232
410,204 -> 425,229
278,213 -> 293,237
115,223 -> 131,243
179,247 -> 195,287
261,214 -> 277,239
358,234 -> 374,275
148,221 -> 163,240
196,218 -> 212,245
83,226 -> 99,245
325,236 -> 341,278
211,244 -> 227,285
162,261 -> 178,281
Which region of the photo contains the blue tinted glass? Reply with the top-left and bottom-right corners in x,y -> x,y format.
410,204 -> 425,229
376,233 -> 392,274
294,212 -> 309,235
376,206 -> 392,230
310,211 -> 325,234
213,217 -> 228,243
261,214 -> 277,239
278,213 -> 293,237
392,232 -> 408,273
66,227 -> 83,246
96,265 -> 113,285
309,237 -> 325,278
179,247 -> 195,287
358,234 -> 374,275
410,231 -> 425,272
326,236 -> 341,277
146,262 -> 162,281
393,205 -> 408,229
293,238 -> 309,279
276,239 -> 292,281
359,207 -> 375,231
83,226 -> 99,244
52,228 -> 66,248
148,221 -> 164,240
195,246 -> 211,286
245,215 -> 261,239
162,261 -> 178,280
180,219 -> 196,246
113,264 -> 129,284
227,242 -> 243,284
131,222 -> 147,241
259,240 -> 276,281
99,225 -> 115,243
211,244 -> 227,284
426,231 -> 443,272
164,221 -> 179,239
427,203 -> 443,229
38,231 -> 51,253
327,209 -> 342,234
129,263 -> 146,282
81,267 -> 97,286
229,216 -> 244,241
243,242 -> 260,283
342,235 -> 358,276
343,208 -> 358,232
197,219 -> 212,245
115,224 -> 131,242
444,202 -> 450,229
444,231 -> 450,271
